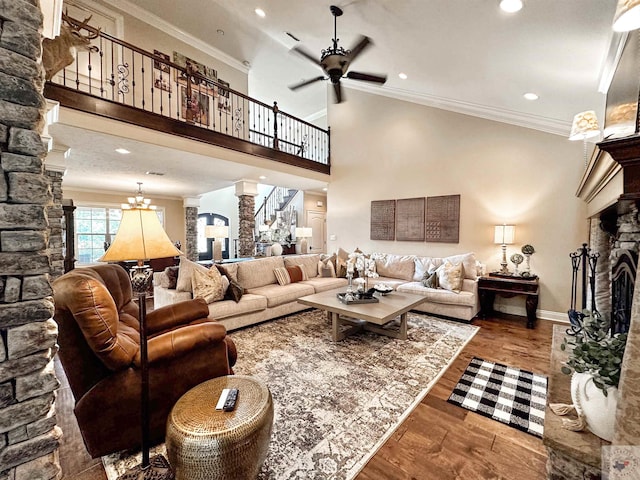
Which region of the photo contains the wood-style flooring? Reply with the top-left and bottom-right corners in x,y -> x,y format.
57,313 -> 556,480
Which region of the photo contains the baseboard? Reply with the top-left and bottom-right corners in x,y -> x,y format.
493,305 -> 569,323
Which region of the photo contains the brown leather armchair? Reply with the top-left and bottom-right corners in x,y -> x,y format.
53,264 -> 237,458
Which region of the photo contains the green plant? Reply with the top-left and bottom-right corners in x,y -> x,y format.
560,310 -> 627,396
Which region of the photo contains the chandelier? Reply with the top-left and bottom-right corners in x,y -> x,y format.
122,182 -> 156,210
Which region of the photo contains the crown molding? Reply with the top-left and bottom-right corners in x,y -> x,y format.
108,0 -> 249,74
343,83 -> 572,136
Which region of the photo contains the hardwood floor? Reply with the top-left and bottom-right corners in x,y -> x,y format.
56,314 -> 556,480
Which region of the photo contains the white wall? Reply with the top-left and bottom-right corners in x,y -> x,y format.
327,88 -> 589,317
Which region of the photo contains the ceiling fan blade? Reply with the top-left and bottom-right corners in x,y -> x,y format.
289,76 -> 326,91
333,82 -> 343,104
290,45 -> 323,68
346,71 -> 387,84
348,35 -> 372,63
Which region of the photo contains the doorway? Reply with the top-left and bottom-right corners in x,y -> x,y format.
306,210 -> 326,254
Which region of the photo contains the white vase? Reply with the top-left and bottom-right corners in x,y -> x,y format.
570,372 -> 619,441
271,242 -> 283,256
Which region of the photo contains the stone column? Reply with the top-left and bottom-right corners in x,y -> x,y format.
235,181 -> 258,258
183,198 -> 200,262
0,0 -> 62,478
45,167 -> 64,279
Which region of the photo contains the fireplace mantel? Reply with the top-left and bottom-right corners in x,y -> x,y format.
599,134 -> 640,199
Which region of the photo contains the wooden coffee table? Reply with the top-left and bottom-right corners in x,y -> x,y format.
298,287 -> 426,341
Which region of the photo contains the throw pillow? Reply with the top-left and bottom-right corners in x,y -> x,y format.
164,266 -> 179,289
191,266 -> 226,303
274,266 -> 292,285
317,258 -> 337,278
176,257 -> 209,293
224,280 -> 244,303
422,270 -> 439,289
274,265 -> 307,285
437,261 -> 464,293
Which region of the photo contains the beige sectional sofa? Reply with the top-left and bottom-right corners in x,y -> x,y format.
153,251 -> 481,332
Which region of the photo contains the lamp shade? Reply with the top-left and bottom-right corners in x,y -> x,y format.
205,225 -> 229,239
99,208 -> 182,262
568,111 -> 600,141
613,0 -> 640,31
295,227 -> 312,238
494,225 -> 515,245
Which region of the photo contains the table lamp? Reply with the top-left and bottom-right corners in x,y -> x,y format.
100,188 -> 181,480
205,225 -> 229,262
295,227 -> 312,254
494,224 -> 515,274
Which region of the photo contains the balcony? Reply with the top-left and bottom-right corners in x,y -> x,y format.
43,19 -> 330,175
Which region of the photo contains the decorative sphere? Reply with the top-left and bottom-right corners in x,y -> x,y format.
510,253 -> 524,265
522,244 -> 535,255
271,242 -> 283,256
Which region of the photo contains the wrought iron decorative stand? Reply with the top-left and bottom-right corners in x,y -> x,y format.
568,243 -> 599,333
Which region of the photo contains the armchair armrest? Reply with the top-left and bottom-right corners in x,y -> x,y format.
134,322 -> 228,366
146,298 -> 209,335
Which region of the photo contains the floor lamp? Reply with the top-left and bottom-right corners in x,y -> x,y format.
100,194 -> 181,480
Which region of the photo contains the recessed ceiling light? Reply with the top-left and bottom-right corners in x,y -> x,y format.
524,92 -> 539,100
217,29 -> 224,35
259,175 -> 267,180
398,73 -> 408,80
255,8 -> 266,17
499,0 -> 523,13
322,187 -> 328,192
145,171 -> 165,176
115,148 -> 130,154
243,60 -> 251,67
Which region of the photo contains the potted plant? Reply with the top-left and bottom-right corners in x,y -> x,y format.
560,309 -> 627,441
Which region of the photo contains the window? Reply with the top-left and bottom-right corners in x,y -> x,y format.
75,205 -> 164,264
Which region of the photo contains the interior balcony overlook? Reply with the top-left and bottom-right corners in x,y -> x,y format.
42,19 -> 331,177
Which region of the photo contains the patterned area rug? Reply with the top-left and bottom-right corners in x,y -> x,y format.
447,357 -> 547,437
103,309 -> 478,479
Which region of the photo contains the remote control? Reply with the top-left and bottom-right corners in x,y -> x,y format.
215,388 -> 230,410
223,388 -> 239,412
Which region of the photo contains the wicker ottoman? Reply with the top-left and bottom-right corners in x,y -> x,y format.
166,375 -> 273,480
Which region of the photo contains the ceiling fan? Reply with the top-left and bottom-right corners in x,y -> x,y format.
288,5 -> 387,103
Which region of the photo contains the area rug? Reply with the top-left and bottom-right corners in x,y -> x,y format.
447,356 -> 547,437
103,309 -> 478,479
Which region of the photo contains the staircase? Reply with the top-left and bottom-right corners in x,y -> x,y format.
255,186 -> 299,237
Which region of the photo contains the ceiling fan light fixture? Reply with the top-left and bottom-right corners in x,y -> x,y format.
499,0 -> 524,13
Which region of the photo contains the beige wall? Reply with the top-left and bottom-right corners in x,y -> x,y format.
327,88 -> 589,317
63,188 -> 185,247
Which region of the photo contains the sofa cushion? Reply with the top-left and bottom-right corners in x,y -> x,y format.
215,263 -> 239,284
443,252 -> 478,280
159,266 -> 179,289
176,257 -> 208,293
246,283 -> 315,308
413,257 -> 434,282
224,280 -> 244,303
236,256 -> 285,289
437,261 -> 464,293
274,266 -> 308,285
397,282 -> 476,307
301,277 -> 348,293
191,267 -> 226,304
207,293 -> 267,320
284,254 -> 321,278
422,270 -> 439,289
317,260 -> 336,278
372,253 -> 416,281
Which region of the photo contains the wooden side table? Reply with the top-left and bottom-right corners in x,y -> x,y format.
478,275 -> 539,328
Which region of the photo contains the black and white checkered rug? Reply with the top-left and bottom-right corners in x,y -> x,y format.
447,357 -> 547,437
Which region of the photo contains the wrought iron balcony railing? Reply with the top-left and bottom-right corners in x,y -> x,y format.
46,18 -> 330,169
